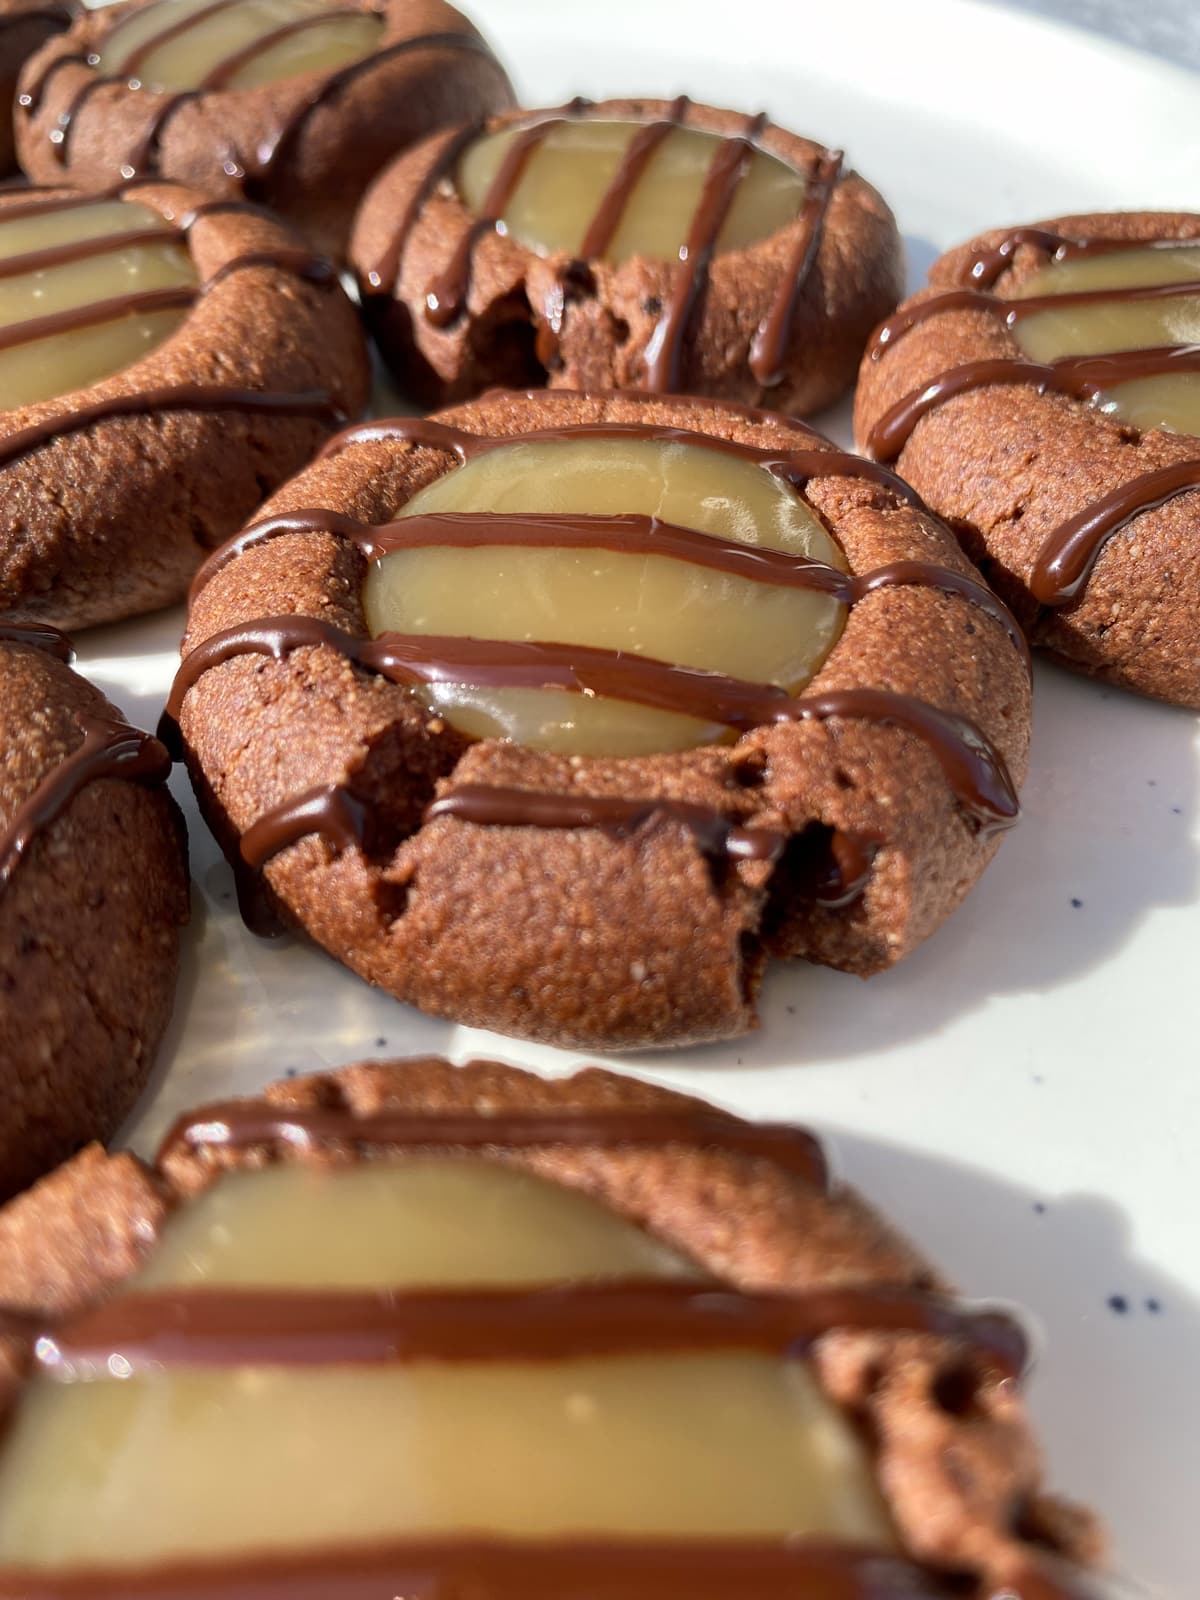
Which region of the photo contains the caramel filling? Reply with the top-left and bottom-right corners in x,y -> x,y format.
0,1159 -> 890,1569
134,1159 -> 703,1288
0,198 -> 195,408
1011,243 -> 1200,434
457,120 -> 806,264
98,0 -> 384,93
362,437 -> 846,757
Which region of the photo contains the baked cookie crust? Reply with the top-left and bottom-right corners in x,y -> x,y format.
0,623 -> 188,1200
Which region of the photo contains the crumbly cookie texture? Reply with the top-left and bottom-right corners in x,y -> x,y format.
15,0 -> 514,253
0,1056 -> 1103,1590
175,389 -> 1030,1050
0,0 -> 71,172
351,98 -> 903,411
853,210 -> 1200,706
0,635 -> 188,1201
0,179 -> 370,630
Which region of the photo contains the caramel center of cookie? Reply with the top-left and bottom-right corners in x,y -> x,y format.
0,196 -> 196,408
0,1159 -> 889,1568
1011,243 -> 1200,435
97,0 -> 384,93
457,119 -> 806,263
361,436 -> 847,757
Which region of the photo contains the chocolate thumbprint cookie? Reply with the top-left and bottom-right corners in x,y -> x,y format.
0,1057 -> 1109,1595
351,97 -> 903,411
0,0 -> 71,174
0,179 -> 369,630
168,389 -> 1030,1050
0,622 -> 187,1201
855,210 -> 1200,706
15,0 -> 513,253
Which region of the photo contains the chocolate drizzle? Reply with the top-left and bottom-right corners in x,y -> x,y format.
0,619 -> 73,660
40,1278 -> 1027,1376
239,779 -> 368,868
0,711 -> 171,892
0,385 -> 343,473
643,110 -> 769,392
364,101 -> 840,394
865,224 -> 1200,605
749,146 -> 843,388
22,19 -> 501,194
156,1095 -> 829,1187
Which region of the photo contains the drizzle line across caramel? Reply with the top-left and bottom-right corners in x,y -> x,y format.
363,99 -> 841,394
865,223 -> 1200,605
0,1537 -> 1071,1600
156,1096 -> 829,1189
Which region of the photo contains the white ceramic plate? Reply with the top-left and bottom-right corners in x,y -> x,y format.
72,1 -> 1198,1590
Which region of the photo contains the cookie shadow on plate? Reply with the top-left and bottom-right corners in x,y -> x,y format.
825,1128 -> 1195,1599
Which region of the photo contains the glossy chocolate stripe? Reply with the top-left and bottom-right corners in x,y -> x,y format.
869,277 -> 1200,362
157,1096 -> 828,1188
240,780 -> 368,867
0,223 -> 181,277
750,146 -> 842,388
0,283 -> 194,353
0,620 -> 73,660
202,247 -> 335,289
119,0 -> 247,76
166,619 -> 1017,831
316,413 -> 929,508
576,96 -> 689,259
0,1537 -> 987,1600
199,7 -> 365,88
424,108 -> 580,328
251,31 -> 502,194
364,117 -> 483,292
1032,459 -> 1200,604
125,87 -> 202,175
39,1280 -> 1028,1376
865,347 -> 1200,463
961,226 -> 1196,289
0,714 -> 171,890
0,186 -> 99,221
643,111 -> 769,392
16,50 -> 88,120
0,385 -> 343,472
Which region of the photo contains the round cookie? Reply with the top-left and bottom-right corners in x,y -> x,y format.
14,0 -> 514,254
0,0 -> 71,174
0,1056 -> 1103,1594
169,388 -> 1030,1051
351,97 -> 903,411
853,210 -> 1200,707
0,178 -> 369,631
0,621 -> 188,1202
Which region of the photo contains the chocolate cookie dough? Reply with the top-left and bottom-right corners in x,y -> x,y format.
0,1056 -> 1103,1595
351,97 -> 903,411
169,388 -> 1030,1051
0,621 -> 188,1202
0,0 -> 70,173
15,0 -> 513,254
854,211 -> 1200,706
0,178 -> 369,631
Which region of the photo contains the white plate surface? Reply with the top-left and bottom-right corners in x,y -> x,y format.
71,2 -> 1198,1591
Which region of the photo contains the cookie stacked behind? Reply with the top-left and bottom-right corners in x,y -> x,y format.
353,96 -> 903,412
0,1057 -> 1103,1595
855,211 -> 1200,706
0,622 -> 188,1201
15,0 -> 514,253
